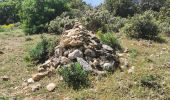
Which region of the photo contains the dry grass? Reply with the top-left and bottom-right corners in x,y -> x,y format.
0,30 -> 170,100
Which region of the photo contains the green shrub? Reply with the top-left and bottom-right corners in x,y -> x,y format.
81,10 -> 112,32
140,75 -> 161,89
104,0 -> 137,17
140,0 -> 166,12
158,21 -> 170,35
129,48 -> 138,58
0,0 -> 20,25
58,62 -> 90,90
20,0 -> 69,35
157,7 -> 170,34
81,10 -> 126,33
26,35 -> 56,64
106,17 -> 126,32
48,15 -> 74,34
97,31 -> 122,51
121,12 -> 159,40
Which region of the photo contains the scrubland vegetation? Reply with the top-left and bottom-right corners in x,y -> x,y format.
0,0 -> 170,99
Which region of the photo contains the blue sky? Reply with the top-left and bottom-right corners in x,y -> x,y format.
83,0 -> 104,7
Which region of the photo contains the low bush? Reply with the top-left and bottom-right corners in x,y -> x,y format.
129,48 -> 138,59
158,21 -> 170,35
81,10 -> 126,33
157,7 -> 170,35
58,62 -> 90,90
20,0 -> 69,35
81,10 -> 112,32
140,75 -> 161,89
121,12 -> 159,40
48,15 -> 74,34
104,0 -> 137,17
25,36 -> 57,64
106,17 -> 126,32
97,31 -> 122,51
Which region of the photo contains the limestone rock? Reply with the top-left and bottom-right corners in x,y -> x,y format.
27,78 -> 34,84
69,39 -> 82,47
84,49 -> 96,57
32,71 -> 49,81
103,62 -> 115,71
68,49 -> 83,60
102,44 -> 113,51
77,57 -> 92,71
60,56 -> 71,65
128,66 -> 135,73
46,83 -> 56,92
55,47 -> 63,57
31,83 -> 41,92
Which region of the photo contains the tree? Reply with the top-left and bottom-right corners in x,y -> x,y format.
104,0 -> 136,17
0,0 -> 21,24
20,0 -> 69,35
140,0 -> 166,12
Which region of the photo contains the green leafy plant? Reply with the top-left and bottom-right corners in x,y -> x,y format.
0,96 -> 9,100
25,35 -> 57,64
48,15 -> 74,34
0,0 -> 20,25
106,17 -> 127,32
129,48 -> 138,59
58,62 -> 90,90
20,0 -> 69,34
140,75 -> 161,89
81,9 -> 112,32
97,31 -> 122,51
121,12 -> 159,40
104,0 -> 137,17
140,0 -> 166,12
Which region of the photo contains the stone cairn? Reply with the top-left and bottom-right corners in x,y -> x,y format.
30,21 -> 120,82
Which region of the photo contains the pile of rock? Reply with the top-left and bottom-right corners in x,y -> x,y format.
30,22 -> 120,82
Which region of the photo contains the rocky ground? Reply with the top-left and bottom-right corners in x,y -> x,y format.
0,28 -> 170,100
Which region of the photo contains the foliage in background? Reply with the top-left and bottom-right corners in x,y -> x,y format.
104,0 -> 137,17
20,0 -> 69,35
139,0 -> 166,12
59,62 -> 90,90
105,17 -> 126,32
97,31 -> 122,51
48,13 -> 74,34
121,11 -> 159,40
0,0 -> 21,25
25,35 -> 57,64
156,7 -> 170,34
81,9 -> 111,32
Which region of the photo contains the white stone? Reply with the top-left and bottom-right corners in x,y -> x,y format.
46,83 -> 56,92
68,49 -> 83,59
27,78 -> 34,84
102,44 -> 113,51
77,57 -> 92,71
31,83 -> 41,92
128,66 -> 135,73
